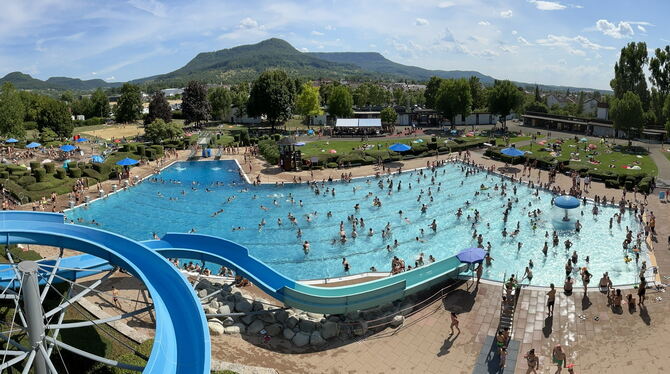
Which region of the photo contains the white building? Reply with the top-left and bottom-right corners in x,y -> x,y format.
546,94 -> 574,108
161,88 -> 184,97
596,102 -> 609,120
582,98 -> 599,116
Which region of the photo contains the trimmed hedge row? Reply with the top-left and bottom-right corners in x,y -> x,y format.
258,139 -> 279,165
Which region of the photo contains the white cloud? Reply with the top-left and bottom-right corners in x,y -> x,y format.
637,25 -> 646,32
478,21 -> 490,26
104,76 -> 115,81
238,17 -> 259,30
311,30 -> 324,36
415,18 -> 429,26
517,36 -> 532,46
512,30 -> 518,35
595,19 -> 634,39
500,10 -> 513,18
299,47 -> 309,52
536,34 -> 615,53
324,25 -> 335,31
528,0 -> 567,11
437,1 -> 455,8
442,28 -> 455,43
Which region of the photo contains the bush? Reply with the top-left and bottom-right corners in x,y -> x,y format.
82,168 -> 103,181
0,171 -> 8,179
30,161 -> 41,170
43,163 -> 55,174
68,167 -> 82,178
32,168 -> 47,182
326,162 -> 338,168
258,139 -> 279,165
55,168 -> 67,179
605,179 -> 619,189
7,165 -> 26,175
272,134 -> 281,141
151,145 -> 164,156
145,148 -> 156,160
18,175 -> 36,187
136,144 -> 146,156
24,121 -> 38,130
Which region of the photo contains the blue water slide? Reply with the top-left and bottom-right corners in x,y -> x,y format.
0,211 -> 209,374
145,233 -> 469,314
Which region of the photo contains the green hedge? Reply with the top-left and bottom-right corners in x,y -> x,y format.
151,145 -> 164,156
82,168 -> 104,181
145,148 -> 156,160
326,162 -> 338,168
55,168 -> 67,179
68,167 -> 82,178
0,171 -> 8,179
44,162 -> 55,174
258,139 -> 279,165
32,168 -> 47,182
29,161 -> 40,170
18,175 -> 36,187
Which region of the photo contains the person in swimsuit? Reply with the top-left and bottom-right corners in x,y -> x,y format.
547,283 -> 556,316
449,312 -> 460,335
112,286 -> 121,308
524,348 -> 539,374
552,345 -> 567,372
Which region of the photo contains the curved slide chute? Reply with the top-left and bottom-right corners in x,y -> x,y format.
0,211 -> 209,374
144,232 -> 469,314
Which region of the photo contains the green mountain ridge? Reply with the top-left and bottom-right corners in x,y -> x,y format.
0,71 -> 121,91
1,38 -> 612,93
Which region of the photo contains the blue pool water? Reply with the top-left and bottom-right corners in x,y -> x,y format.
67,160 -> 645,286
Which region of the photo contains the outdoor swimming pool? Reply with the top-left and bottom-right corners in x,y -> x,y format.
67,160 -> 645,286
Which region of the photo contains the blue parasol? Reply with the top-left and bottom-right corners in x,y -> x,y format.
294,142 -> 306,146
116,157 -> 139,166
60,144 -> 77,152
91,155 -> 104,163
75,137 -> 89,143
501,147 -> 525,157
389,143 -> 411,152
456,247 -> 486,264
26,142 -> 41,149
5,138 -> 18,144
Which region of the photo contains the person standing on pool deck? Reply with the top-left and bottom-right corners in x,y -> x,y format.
449,312 -> 460,335
547,283 -> 556,316
552,345 -> 567,372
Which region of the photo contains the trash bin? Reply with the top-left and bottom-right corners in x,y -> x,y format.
84,196 -> 91,203
99,189 -> 105,198
112,184 -> 118,192
69,201 -> 75,209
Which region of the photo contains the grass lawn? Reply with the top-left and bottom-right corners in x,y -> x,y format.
520,139 -> 658,176
494,136 -> 533,146
77,124 -> 144,141
297,137 -> 432,158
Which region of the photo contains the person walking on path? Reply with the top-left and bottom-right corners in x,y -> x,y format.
547,283 -> 556,316
552,345 -> 567,373
524,348 -> 539,373
449,312 -> 460,335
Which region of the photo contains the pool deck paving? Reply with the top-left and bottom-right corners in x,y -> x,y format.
17,131 -> 670,373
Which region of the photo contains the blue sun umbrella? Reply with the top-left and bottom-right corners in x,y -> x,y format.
116,157 -> 139,166
26,142 -> 41,149
75,137 -> 89,143
501,147 -> 525,157
5,138 -> 18,144
60,144 -> 77,152
389,143 -> 411,152
294,142 -> 306,146
456,247 -> 487,264
307,129 -> 314,135
554,195 -> 580,209
91,155 -> 104,163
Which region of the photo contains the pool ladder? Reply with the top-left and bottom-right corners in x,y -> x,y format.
498,272 -> 520,338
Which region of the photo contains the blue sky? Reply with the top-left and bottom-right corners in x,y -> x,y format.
1,0 -> 667,90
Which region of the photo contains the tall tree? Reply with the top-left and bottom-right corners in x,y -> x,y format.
610,91 -> 644,141
145,91 -> 172,125
468,76 -> 486,110
424,76 -> 443,109
247,70 -> 295,129
392,87 -> 407,106
487,80 -> 524,127
435,78 -> 472,128
0,83 -> 25,138
610,42 -> 650,110
649,46 -> 670,126
380,107 -> 398,125
534,85 -> 542,102
295,82 -> 322,121
231,83 -> 249,117
208,87 -> 233,121
145,118 -> 183,144
37,97 -> 73,137
115,83 -> 142,123
575,91 -> 585,116
327,85 -> 353,118
182,80 -> 211,125
663,95 -> 670,134
91,88 -> 110,118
